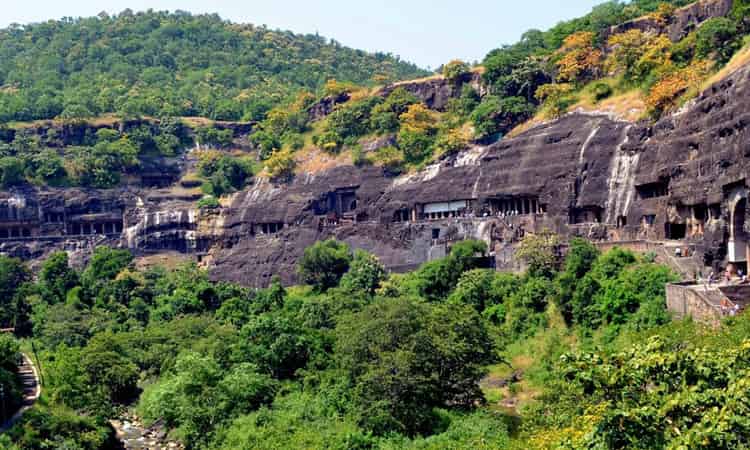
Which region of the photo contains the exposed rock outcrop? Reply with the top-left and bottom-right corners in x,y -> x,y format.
604,0 -> 734,43
375,71 -> 486,111
6,42 -> 750,288
307,92 -> 351,121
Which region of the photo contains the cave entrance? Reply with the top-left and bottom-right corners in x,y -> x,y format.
729,196 -> 748,263
665,223 -> 687,240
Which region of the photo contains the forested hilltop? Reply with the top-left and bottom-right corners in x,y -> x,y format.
0,10 -> 428,123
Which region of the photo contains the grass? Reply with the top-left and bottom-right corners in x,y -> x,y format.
571,77 -> 647,121
295,146 -> 353,175
481,304 -> 577,415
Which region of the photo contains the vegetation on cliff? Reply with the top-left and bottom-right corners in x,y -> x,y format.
247,0 -> 750,175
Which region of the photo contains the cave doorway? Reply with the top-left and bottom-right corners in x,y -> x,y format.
665,223 -> 686,240
729,196 -> 748,263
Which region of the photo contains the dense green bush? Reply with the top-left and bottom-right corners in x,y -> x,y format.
139,352 -> 277,447
297,239 -> 353,292
695,17 -> 742,64
335,297 -> 495,435
197,153 -> 253,196
2,233 -> 691,449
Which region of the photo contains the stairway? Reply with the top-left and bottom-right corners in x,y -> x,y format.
0,353 -> 41,433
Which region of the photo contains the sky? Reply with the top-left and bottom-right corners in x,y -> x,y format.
3,1 -> 605,69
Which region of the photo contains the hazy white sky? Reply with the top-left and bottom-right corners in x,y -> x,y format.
3,1 -> 604,68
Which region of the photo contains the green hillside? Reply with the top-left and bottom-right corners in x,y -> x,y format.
0,10 -> 428,123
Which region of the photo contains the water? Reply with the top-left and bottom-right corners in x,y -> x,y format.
605,126 -> 638,224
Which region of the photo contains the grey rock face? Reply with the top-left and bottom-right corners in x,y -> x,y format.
6,51 -> 750,288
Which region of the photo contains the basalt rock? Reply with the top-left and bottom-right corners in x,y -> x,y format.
6,53 -> 750,289
375,71 -> 486,111
307,93 -> 351,121
207,60 -> 750,287
603,0 -> 733,43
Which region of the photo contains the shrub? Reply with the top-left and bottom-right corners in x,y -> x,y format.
695,17 -> 741,64
646,60 -> 712,114
535,83 -> 574,118
592,82 -> 613,101
369,88 -> 419,133
196,126 -> 233,148
0,157 -> 25,187
265,147 -> 296,180
367,145 -> 404,173
434,126 -> 471,157
197,152 -> 253,196
442,59 -> 471,84
197,196 -> 221,209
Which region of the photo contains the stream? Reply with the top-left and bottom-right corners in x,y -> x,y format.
110,413 -> 184,450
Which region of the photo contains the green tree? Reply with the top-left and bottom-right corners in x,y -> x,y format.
555,238 -> 599,325
412,239 -> 487,302
339,249 -> 387,296
442,59 -> 471,84
298,239 -> 352,292
515,230 -> 561,279
0,256 -> 31,329
335,298 -> 495,435
695,17 -> 741,64
39,252 -> 80,305
81,247 -> 133,298
369,88 -> 419,133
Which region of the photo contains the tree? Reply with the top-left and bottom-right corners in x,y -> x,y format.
0,157 -> 25,188
515,230 -> 561,279
411,239 -> 487,302
369,88 -> 419,133
298,239 -> 352,292
397,103 -> 438,163
39,252 -> 80,305
0,334 -> 21,421
471,95 -> 534,139
264,147 -> 296,180
535,83 -> 574,118
448,269 -> 502,312
555,31 -> 602,83
233,313 -> 318,379
509,56 -> 551,102
555,238 -> 600,325
339,249 -> 387,296
335,298 -> 495,435
695,18 -> 741,64
139,352 -> 277,447
0,256 -> 31,329
81,246 -> 133,297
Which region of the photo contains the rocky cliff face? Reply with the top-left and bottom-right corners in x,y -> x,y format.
5,56 -> 750,287
375,71 -> 486,111
604,0 -> 733,43
207,60 -> 750,286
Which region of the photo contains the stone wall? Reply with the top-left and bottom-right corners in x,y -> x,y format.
666,283 -> 721,325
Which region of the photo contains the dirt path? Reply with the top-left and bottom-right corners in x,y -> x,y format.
0,353 -> 41,433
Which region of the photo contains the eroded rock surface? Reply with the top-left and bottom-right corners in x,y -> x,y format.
5,58 -> 750,288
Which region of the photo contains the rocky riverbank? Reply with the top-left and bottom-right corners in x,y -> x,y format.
110,413 -> 184,450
